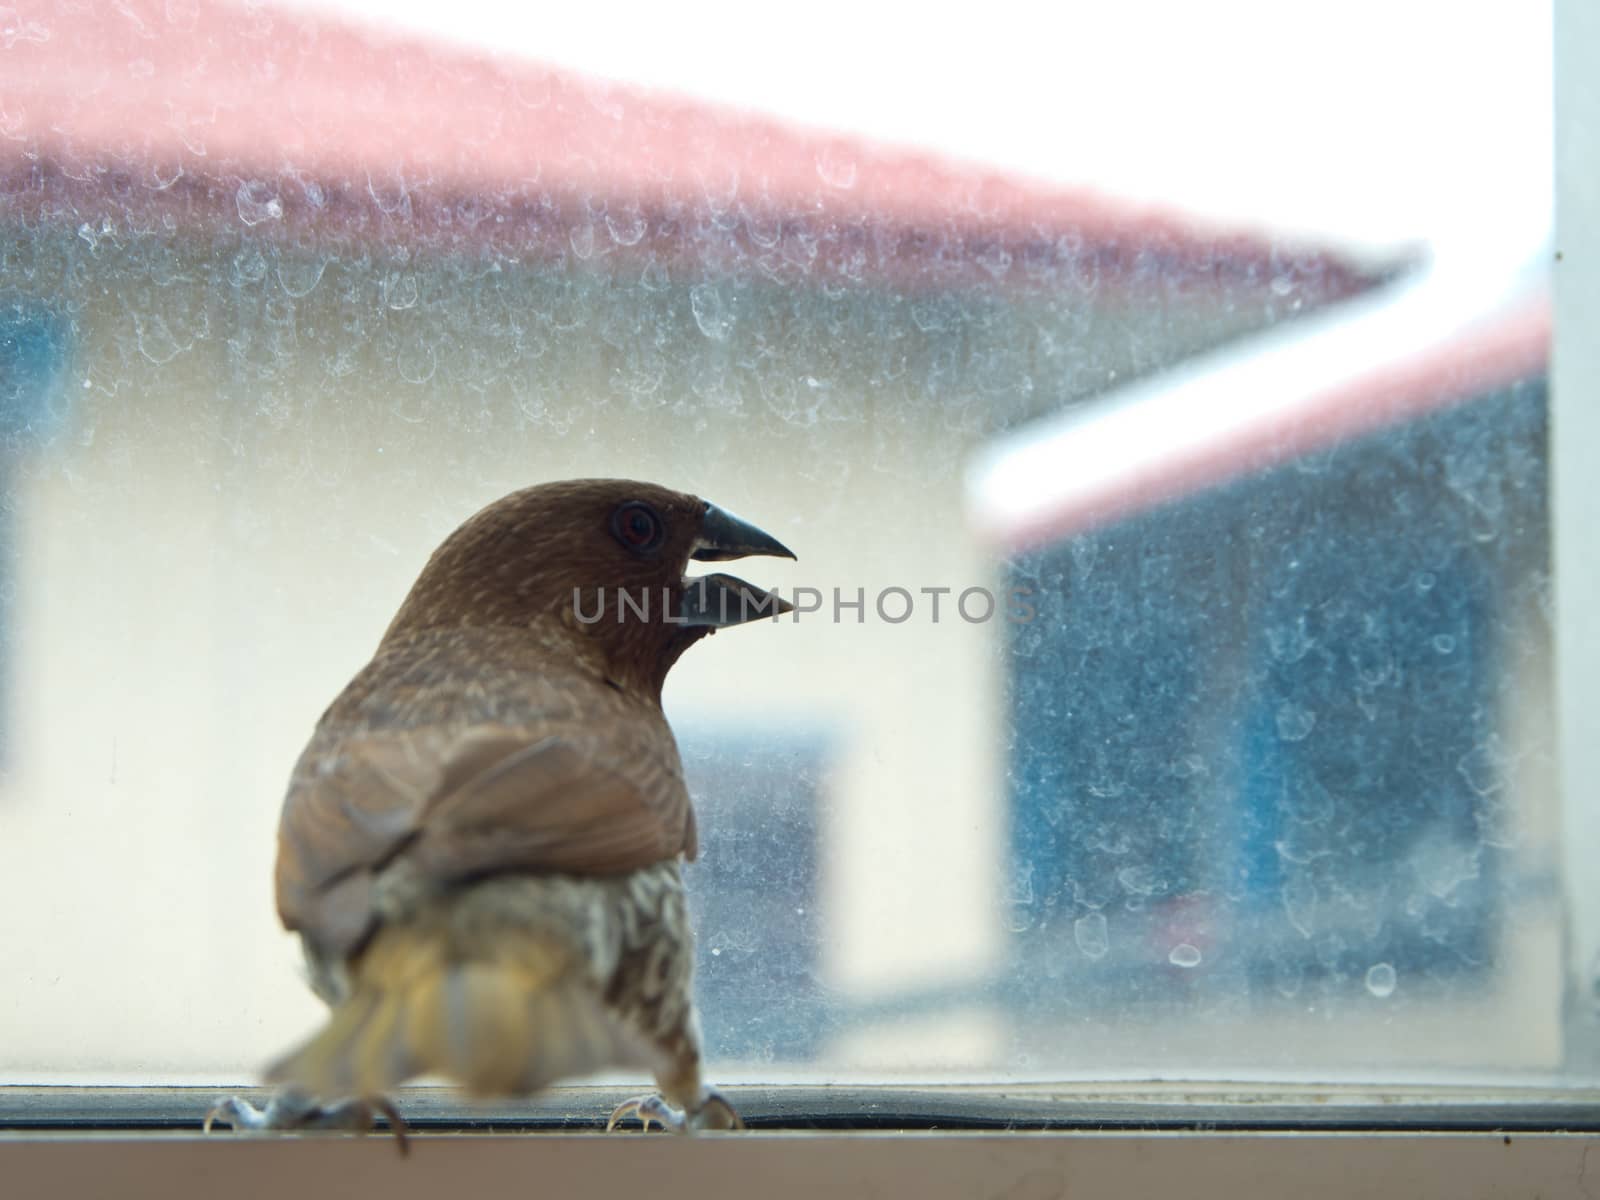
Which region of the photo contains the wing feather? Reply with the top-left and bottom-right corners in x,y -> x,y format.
274,634 -> 693,956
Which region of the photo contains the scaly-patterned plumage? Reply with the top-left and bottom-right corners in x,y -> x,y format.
208,479 -> 793,1140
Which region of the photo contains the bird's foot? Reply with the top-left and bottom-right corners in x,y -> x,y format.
606,1088 -> 743,1133
204,1090 -> 410,1155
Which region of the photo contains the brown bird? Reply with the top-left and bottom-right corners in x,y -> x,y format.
206,479 -> 794,1141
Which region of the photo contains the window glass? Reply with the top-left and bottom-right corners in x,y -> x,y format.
1001,380 -> 1555,1077
0,0 -> 1574,1091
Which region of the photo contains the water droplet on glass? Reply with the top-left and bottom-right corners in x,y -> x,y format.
1005,867 -> 1035,907
395,340 -> 437,386
148,159 -> 184,191
605,206 -> 647,246
1282,874 -> 1318,938
277,256 -> 329,299
385,272 -> 419,310
229,246 -> 267,287
1365,962 -> 1397,998
1168,943 -> 1202,968
135,315 -> 182,364
1475,795 -> 1521,849
1003,907 -> 1033,933
366,170 -> 410,216
690,284 -> 734,341
1456,740 -> 1506,796
976,244 -> 1012,278
761,373 -> 822,427
1410,833 -> 1481,899
1275,701 -> 1316,742
1116,865 -> 1157,895
1073,911 -> 1109,960
639,260 -> 671,293
262,296 -> 295,328
909,298 -> 947,334
743,207 -> 780,249
235,180 -> 282,226
614,362 -> 663,404
1267,616 -> 1314,663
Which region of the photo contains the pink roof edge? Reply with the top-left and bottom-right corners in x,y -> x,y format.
0,0 -> 1390,297
968,267 -> 1551,548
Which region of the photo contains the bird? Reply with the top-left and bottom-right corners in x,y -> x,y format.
205,478 -> 795,1145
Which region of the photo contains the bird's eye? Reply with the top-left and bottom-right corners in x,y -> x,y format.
610,501 -> 666,555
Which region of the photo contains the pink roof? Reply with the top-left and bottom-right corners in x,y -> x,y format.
1,0 -> 1386,297
968,264 -> 1551,548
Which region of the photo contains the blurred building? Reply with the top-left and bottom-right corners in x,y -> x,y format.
0,0 -> 1391,1080
970,256 -> 1556,1073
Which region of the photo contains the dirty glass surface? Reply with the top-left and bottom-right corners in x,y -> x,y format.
0,0 -> 1584,1098
1002,382 -> 1556,1077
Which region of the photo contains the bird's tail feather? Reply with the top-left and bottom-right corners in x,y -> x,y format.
266,924 -> 635,1098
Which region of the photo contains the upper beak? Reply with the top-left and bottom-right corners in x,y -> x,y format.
691,502 -> 797,563
682,501 -> 796,628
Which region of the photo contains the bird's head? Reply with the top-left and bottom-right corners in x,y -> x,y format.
382,478 -> 795,698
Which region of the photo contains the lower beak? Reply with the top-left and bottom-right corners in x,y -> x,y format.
678,573 -> 793,628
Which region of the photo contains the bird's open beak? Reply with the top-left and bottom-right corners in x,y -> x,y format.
682,502 -> 796,628
691,502 -> 796,563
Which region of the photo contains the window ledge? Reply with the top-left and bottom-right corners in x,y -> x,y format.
5,1083 -> 1600,1134
2,1096 -> 1599,1200
9,1088 -> 1600,1139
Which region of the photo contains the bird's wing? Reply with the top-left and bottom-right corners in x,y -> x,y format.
275,697 -> 693,956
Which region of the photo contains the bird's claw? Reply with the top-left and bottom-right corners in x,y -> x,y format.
204,1091 -> 409,1155
607,1093 -> 682,1132
203,1095 -> 275,1134
690,1089 -> 744,1131
607,1089 -> 743,1133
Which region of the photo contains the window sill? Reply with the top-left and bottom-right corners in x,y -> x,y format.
4,1083 -> 1600,1133
3,1085 -> 1599,1200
